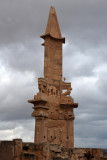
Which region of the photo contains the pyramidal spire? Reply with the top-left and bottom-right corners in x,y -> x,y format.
41,6 -> 65,43
45,6 -> 62,39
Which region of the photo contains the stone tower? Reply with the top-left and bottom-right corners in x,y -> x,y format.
28,6 -> 78,148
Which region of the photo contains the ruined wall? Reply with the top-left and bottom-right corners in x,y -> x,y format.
22,142 -> 107,160
0,139 -> 106,160
0,141 -> 14,160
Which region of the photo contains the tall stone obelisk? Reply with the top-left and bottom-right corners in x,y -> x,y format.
28,6 -> 78,148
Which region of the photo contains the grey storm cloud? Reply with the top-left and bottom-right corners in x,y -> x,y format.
0,0 -> 107,148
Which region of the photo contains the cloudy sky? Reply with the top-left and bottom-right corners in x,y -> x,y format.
0,0 -> 107,148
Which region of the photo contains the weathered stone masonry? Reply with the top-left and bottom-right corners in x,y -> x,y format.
0,6 -> 107,160
29,5 -> 78,149
0,139 -> 107,160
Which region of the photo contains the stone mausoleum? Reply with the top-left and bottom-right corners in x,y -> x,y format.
0,6 -> 107,160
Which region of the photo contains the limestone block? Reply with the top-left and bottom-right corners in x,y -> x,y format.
72,148 -> 86,154
54,64 -> 62,70
54,69 -> 62,76
50,112 -> 59,120
32,108 -> 48,117
49,144 -> 61,153
46,120 -> 65,128
23,153 -> 36,160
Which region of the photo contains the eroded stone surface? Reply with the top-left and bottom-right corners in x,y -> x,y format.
0,139 -> 106,160
28,6 -> 78,149
0,6 -> 106,160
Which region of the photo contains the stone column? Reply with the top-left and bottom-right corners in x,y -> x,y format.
13,139 -> 22,160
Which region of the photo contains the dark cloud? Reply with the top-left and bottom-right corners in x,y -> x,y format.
0,70 -> 36,121
0,40 -> 44,75
0,0 -> 107,148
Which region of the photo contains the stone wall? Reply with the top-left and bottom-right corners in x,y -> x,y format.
0,139 -> 107,160
0,141 -> 14,160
